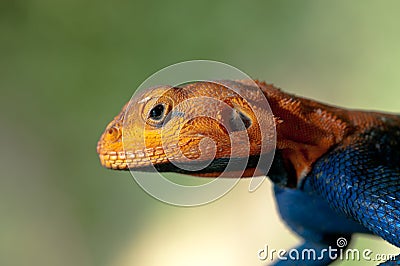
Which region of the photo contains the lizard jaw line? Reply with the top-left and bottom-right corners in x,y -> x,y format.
98,149 -> 169,170
99,151 -> 131,170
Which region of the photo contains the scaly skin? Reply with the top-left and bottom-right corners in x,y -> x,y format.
97,80 -> 400,265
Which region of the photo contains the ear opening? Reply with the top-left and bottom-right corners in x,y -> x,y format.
238,110 -> 252,129
229,108 -> 252,132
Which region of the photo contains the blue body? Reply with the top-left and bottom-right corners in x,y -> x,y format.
271,126 -> 400,265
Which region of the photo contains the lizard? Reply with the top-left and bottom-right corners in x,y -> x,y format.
97,80 -> 400,265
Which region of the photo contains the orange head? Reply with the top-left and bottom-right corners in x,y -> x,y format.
97,80 -> 276,177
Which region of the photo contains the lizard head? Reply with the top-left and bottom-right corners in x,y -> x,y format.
97,80 -> 276,177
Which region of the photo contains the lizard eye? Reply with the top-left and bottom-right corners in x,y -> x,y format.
142,95 -> 173,127
149,104 -> 165,121
147,103 -> 172,127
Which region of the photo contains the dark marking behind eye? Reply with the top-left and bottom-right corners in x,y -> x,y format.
239,111 -> 251,129
229,109 -> 252,132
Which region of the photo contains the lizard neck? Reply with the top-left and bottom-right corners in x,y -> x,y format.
256,81 -> 355,187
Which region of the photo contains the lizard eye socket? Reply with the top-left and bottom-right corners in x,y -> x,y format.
142,94 -> 174,127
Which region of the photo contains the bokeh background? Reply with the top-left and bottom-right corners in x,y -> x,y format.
1,1 -> 400,265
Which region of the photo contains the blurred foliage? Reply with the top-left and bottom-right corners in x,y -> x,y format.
1,1 -> 400,266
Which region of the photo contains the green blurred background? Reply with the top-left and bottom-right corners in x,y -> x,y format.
1,1 -> 399,265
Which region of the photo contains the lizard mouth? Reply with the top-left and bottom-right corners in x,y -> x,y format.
98,148 -> 264,178
98,151 -> 132,170
132,155 -> 262,176
97,146 -> 170,170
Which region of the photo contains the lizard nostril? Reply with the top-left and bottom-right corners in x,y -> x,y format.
106,126 -> 120,140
